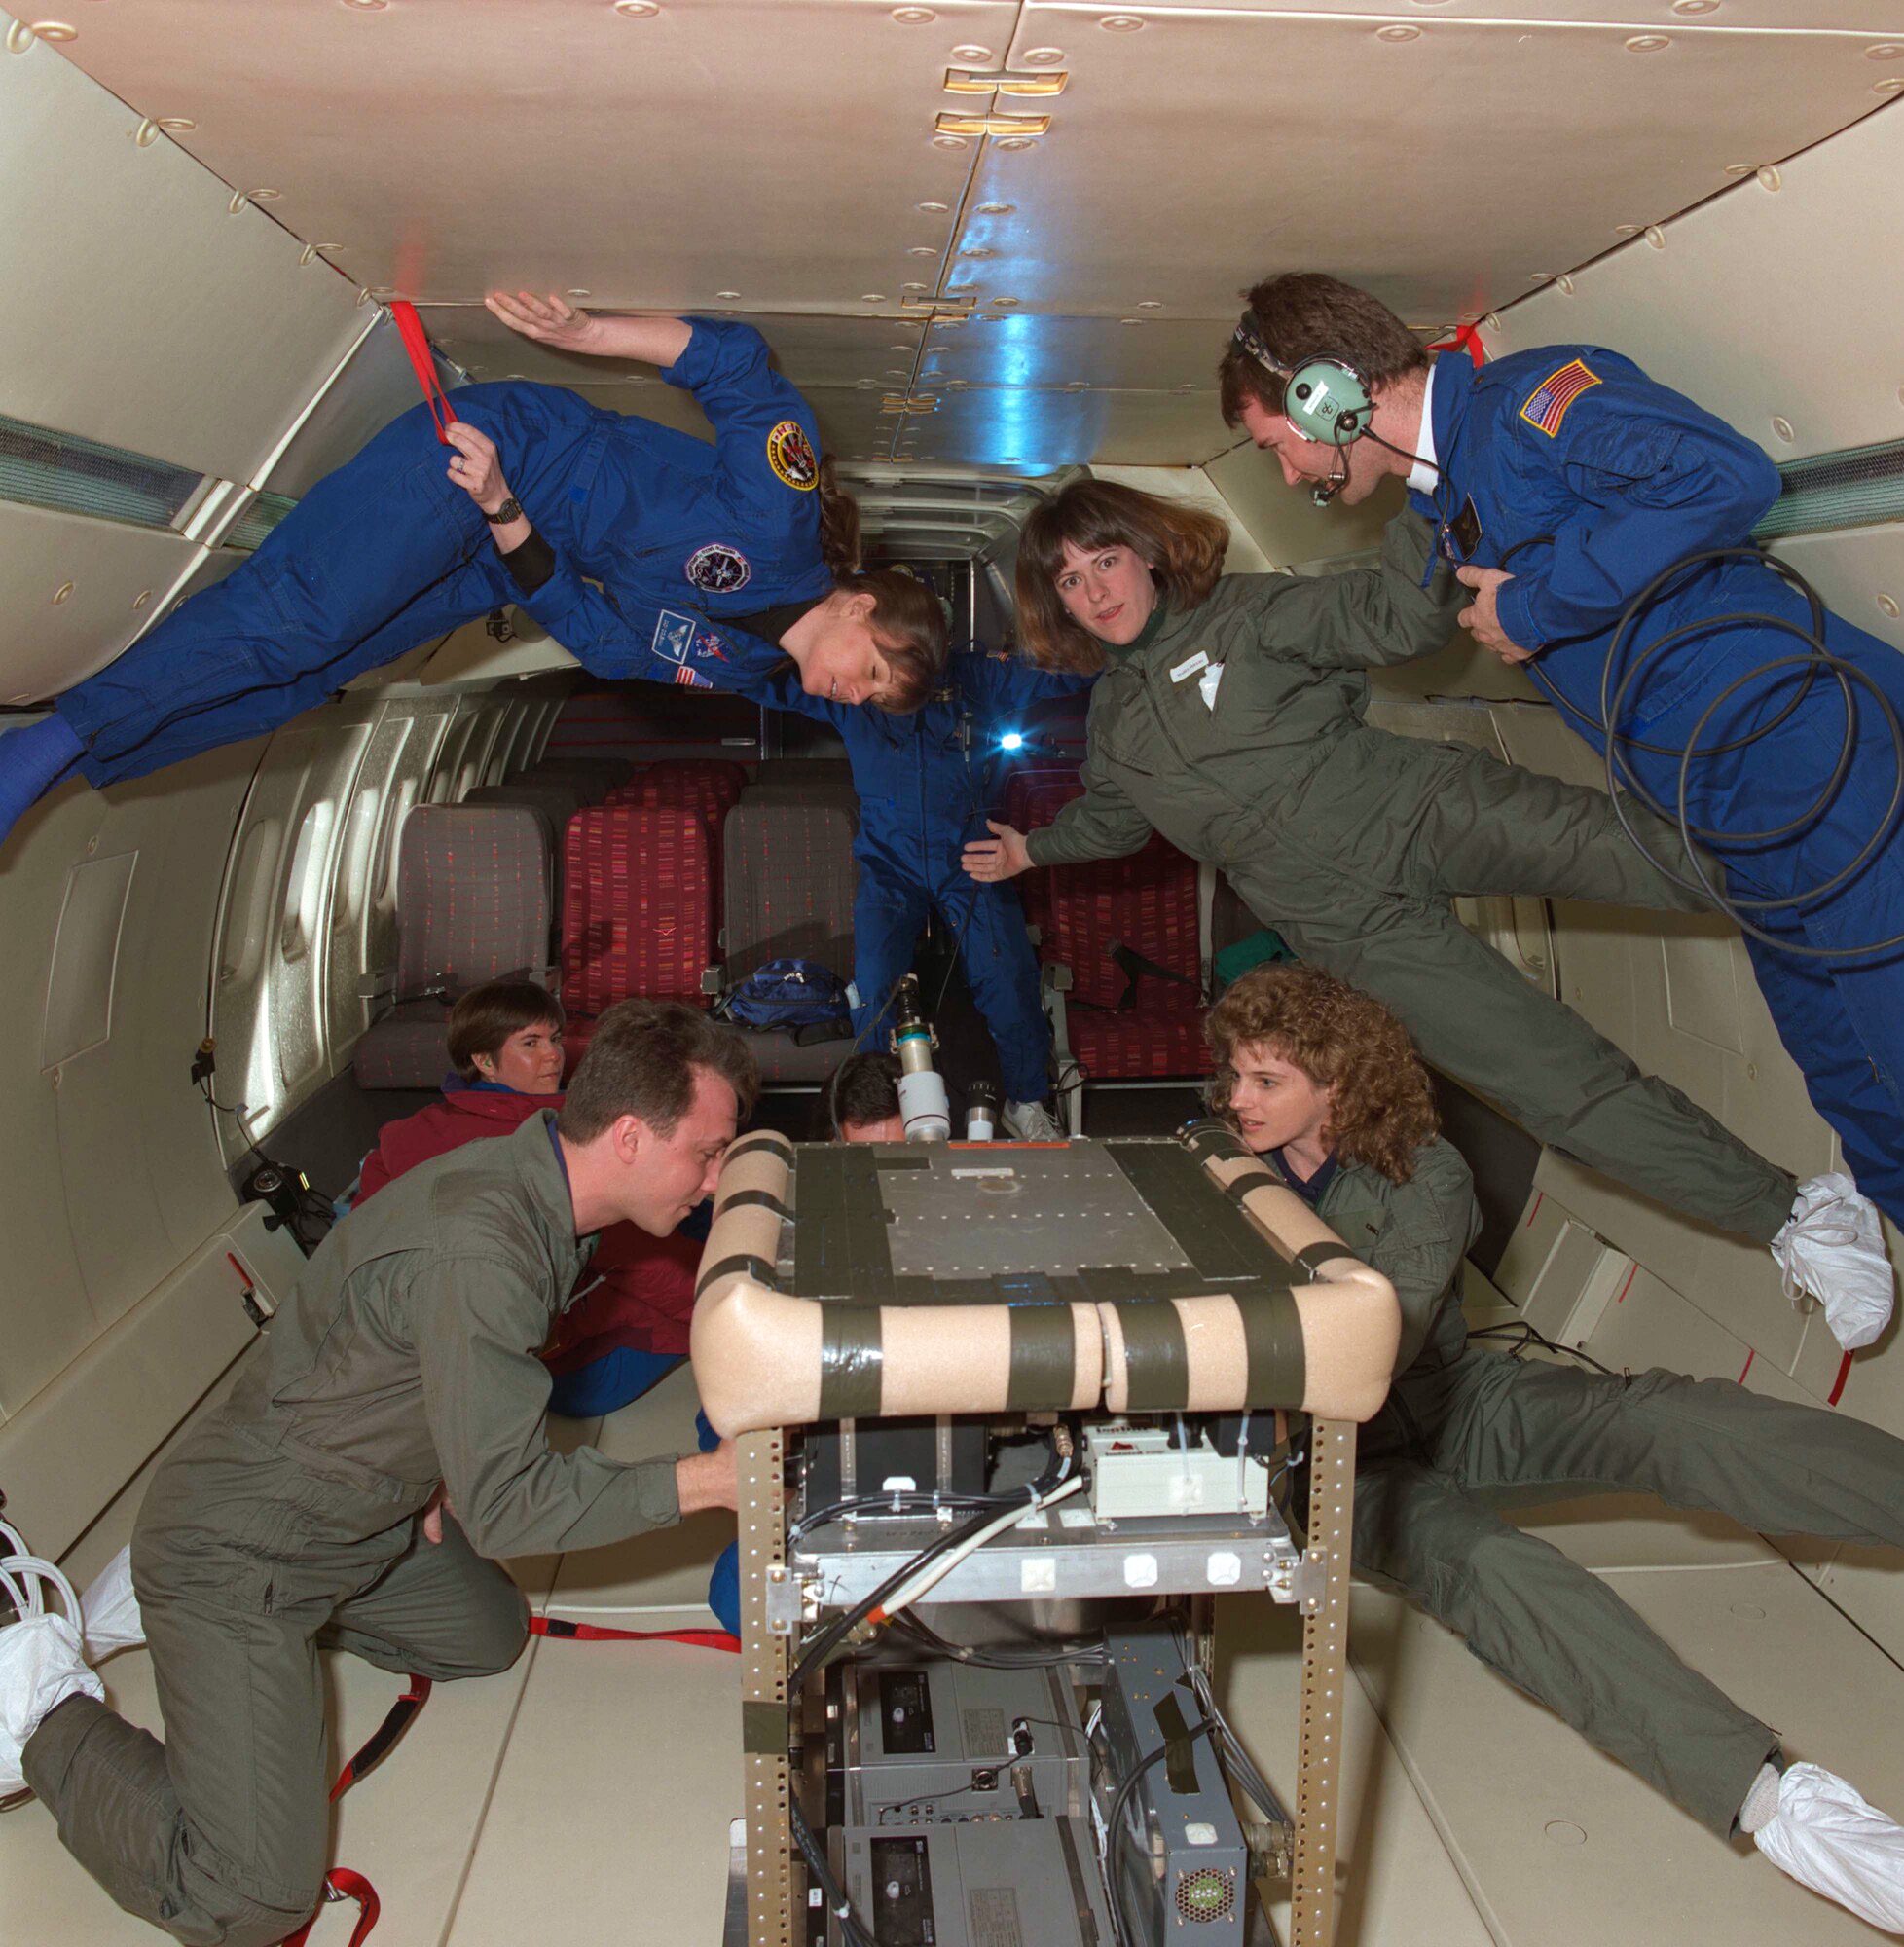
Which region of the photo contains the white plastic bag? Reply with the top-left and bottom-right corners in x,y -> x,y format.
1755,1762 -> 1904,1931
1772,1173 -> 1895,1352
80,1545 -> 145,1662
1,1613 -> 103,1796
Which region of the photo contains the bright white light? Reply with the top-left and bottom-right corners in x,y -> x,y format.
999,731 -> 1024,752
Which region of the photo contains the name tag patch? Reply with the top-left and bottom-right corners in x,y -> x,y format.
1170,650 -> 1210,683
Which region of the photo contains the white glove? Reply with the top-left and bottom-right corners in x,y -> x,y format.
1754,1762 -> 1904,1932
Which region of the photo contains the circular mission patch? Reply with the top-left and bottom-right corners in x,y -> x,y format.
685,542 -> 752,594
766,420 -> 819,492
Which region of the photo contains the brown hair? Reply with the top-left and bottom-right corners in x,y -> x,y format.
839,566 -> 948,713
1204,964 -> 1439,1183
817,454 -> 862,576
1219,273 -> 1430,428
829,1050 -> 901,1135
1015,481 -> 1229,672
447,979 -> 565,1083
558,999 -> 760,1143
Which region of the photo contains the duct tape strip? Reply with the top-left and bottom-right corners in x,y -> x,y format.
818,1304 -> 885,1418
728,1133 -> 794,1164
1007,1303 -> 1080,1410
1237,1291 -> 1306,1408
741,1699 -> 790,1755
696,1252 -> 780,1300
717,1189 -> 791,1220
1113,1300 -> 1190,1411
1293,1241 -> 1360,1279
1178,1118 -> 1243,1164
1153,1689 -> 1200,1798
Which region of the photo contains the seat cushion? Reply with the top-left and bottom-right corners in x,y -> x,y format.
1065,997 -> 1208,1081
352,997 -> 455,1089
560,803 -> 716,1012
393,803 -> 552,997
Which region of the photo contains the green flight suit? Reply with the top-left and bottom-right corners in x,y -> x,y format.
1025,509 -> 1796,1245
1269,1137 -> 1904,1838
23,1112 -> 684,1947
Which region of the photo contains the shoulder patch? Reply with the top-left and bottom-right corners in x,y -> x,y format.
766,420 -> 819,492
685,541 -> 751,594
1519,357 -> 1600,437
651,609 -> 696,664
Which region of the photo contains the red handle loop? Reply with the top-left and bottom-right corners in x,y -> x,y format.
279,1868 -> 381,1947
389,301 -> 458,444
1426,321 -> 1488,369
531,1614 -> 740,1654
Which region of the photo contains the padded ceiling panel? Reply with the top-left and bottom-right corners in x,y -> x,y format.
986,6 -> 1899,324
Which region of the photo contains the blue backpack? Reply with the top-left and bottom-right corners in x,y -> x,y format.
719,958 -> 852,1035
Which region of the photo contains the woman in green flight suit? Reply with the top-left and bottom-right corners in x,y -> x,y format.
1198,961 -> 1904,1932
960,479 -> 1888,1344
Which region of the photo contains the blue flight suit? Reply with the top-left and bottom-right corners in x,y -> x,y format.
1414,346 -> 1904,1219
53,319 -> 831,786
628,641 -> 1093,1103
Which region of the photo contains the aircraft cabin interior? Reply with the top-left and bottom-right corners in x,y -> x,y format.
3,4 -> 1904,1944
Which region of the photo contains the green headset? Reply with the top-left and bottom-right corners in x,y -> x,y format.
1231,312 -> 1373,448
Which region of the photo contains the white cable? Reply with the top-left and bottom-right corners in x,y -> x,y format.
877,1475 -> 1085,1620
0,1514 -> 84,1635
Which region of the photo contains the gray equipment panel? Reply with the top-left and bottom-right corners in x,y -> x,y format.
836,1817 -> 1113,1947
832,1661 -> 1088,1825
1099,1627 -> 1251,1947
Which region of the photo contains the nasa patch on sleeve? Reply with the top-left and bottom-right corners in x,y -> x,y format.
685,542 -> 751,594
766,420 -> 820,492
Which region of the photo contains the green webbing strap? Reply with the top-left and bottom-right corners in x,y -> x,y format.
818,1305 -> 884,1418
695,1252 -> 779,1300
1112,1300 -> 1190,1411
717,1189 -> 790,1220
1236,1291 -> 1306,1409
1007,1304 -> 1080,1410
741,1700 -> 790,1755
1293,1241 -> 1359,1280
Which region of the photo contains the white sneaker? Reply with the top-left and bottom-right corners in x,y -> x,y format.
80,1546 -> 144,1662
1750,1762 -> 1904,1932
1003,1099 -> 1063,1142
1770,1173 -> 1895,1352
1,1530 -> 104,1798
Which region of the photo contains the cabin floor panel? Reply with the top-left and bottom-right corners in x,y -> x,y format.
1350,1558 -> 1904,1945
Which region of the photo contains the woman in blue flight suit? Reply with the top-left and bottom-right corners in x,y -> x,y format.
627,613 -> 1093,1132
1223,272 -> 1904,1230
0,294 -> 941,845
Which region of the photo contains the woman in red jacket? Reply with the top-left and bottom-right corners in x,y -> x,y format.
354,979 -> 704,1417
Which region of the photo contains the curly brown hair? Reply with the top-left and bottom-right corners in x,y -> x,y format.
1218,273 -> 1430,429
1014,480 -> 1229,672
1204,964 -> 1439,1184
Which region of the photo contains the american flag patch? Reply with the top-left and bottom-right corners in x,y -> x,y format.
1519,358 -> 1600,437
674,665 -> 713,688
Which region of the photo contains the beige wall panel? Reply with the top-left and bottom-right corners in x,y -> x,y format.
877,386 -> 1234,467
0,1205 -> 302,1561
0,506 -> 209,703
1484,99 -> 1904,462
1771,522 -> 1904,656
1115,1 -> 1904,20
921,315 -> 1228,393
1204,446 -> 1400,570
988,7 -> 1889,323
262,308 -> 446,499
50,0 -> 1017,308
0,16 -> 364,481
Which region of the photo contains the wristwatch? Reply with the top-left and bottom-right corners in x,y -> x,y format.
483,496 -> 524,526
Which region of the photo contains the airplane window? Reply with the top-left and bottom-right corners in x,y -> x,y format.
279,799 -> 334,964
333,784 -> 381,932
219,815 -> 282,991
374,778 -> 420,917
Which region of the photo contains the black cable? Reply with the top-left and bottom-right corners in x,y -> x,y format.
890,1612 -> 1106,1669
1466,1319 -> 1617,1376
791,1489 -> 1011,1544
1513,543 -> 1904,961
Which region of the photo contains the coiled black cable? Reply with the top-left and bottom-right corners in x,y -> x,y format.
1511,541 -> 1904,960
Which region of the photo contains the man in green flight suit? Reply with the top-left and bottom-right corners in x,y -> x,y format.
2,999 -> 756,1946
1204,962 -> 1904,1933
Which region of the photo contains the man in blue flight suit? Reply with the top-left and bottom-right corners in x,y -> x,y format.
0,295 -> 941,848
626,602 -> 1093,1138
1219,272 -> 1904,1238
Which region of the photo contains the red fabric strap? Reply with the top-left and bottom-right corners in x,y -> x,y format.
1427,321 -> 1488,368
532,1614 -> 741,1654
279,1868 -> 381,1947
1828,1349 -> 1855,1408
390,301 -> 458,444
